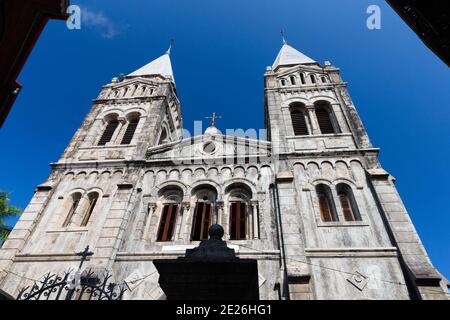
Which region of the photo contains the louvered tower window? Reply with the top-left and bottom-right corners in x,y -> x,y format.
98,120 -> 119,145
157,204 -> 179,241
316,184 -> 338,222
229,202 -> 247,240
290,108 -> 309,136
315,103 -> 337,134
121,117 -> 139,145
290,103 -> 309,136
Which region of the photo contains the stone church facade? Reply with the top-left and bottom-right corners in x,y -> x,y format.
0,41 -> 448,300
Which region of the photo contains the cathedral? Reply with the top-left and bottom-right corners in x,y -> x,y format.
0,39 -> 448,300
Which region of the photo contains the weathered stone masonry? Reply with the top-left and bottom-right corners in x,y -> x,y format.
0,42 -> 447,300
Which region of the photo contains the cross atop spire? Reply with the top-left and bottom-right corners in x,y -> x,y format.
272,37 -> 317,69
281,29 -> 287,45
206,112 -> 222,127
127,45 -> 175,83
166,38 -> 174,55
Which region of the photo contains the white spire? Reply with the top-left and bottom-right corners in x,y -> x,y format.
272,41 -> 316,70
127,46 -> 175,83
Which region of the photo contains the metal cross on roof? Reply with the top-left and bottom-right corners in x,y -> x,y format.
281,29 -> 287,44
206,112 -> 222,127
166,38 -> 174,55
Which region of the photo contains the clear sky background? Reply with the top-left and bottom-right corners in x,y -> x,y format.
1,0 -> 449,278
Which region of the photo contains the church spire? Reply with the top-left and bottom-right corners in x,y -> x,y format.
127,44 -> 175,83
280,29 -> 287,45
165,39 -> 174,55
272,36 -> 316,70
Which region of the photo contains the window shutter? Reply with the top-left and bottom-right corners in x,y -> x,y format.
230,203 -> 237,240
239,202 -> 247,240
191,202 -> 202,240
339,195 -> 355,221
62,195 -> 81,227
98,121 -> 119,145
157,205 -> 170,241
201,203 -> 212,240
157,204 -> 179,241
316,108 -> 335,134
319,194 -> 333,222
81,196 -> 97,227
167,205 -> 178,239
291,111 -> 309,136
120,119 -> 139,145
191,202 -> 212,241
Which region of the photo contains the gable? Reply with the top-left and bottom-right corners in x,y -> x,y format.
146,134 -> 271,163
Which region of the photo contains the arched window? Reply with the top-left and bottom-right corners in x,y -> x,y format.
316,184 -> 338,222
290,76 -> 296,85
98,117 -> 119,146
281,79 -> 286,86
336,184 -> 361,221
157,203 -> 179,241
299,73 -> 306,84
290,103 -> 309,136
81,192 -> 99,227
321,76 -> 327,83
191,188 -> 216,241
62,192 -> 82,227
158,127 -> 168,144
229,202 -> 247,240
310,74 -> 316,84
121,114 -> 140,145
226,184 -> 253,240
315,101 -> 338,134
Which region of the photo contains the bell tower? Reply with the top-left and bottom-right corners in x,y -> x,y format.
59,47 -> 183,164
0,47 -> 185,290
264,38 -> 449,300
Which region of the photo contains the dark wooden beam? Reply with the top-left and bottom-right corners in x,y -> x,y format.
0,0 -> 70,127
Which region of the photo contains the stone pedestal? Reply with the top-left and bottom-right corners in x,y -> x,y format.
154,224 -> 259,300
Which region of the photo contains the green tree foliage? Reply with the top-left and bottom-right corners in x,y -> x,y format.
0,191 -> 22,243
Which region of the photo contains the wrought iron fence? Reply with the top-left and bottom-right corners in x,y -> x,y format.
17,269 -> 126,300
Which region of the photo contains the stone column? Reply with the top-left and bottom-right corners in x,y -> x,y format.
142,202 -> 156,240
182,201 -> 194,241
251,200 -> 259,239
216,201 -> 224,225
71,195 -> 90,227
247,203 -> 253,240
178,202 -> 190,240
216,201 -> 226,238
108,116 -> 126,145
306,105 -> 321,135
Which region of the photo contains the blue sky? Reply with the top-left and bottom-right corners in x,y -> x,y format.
1,0 -> 449,278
